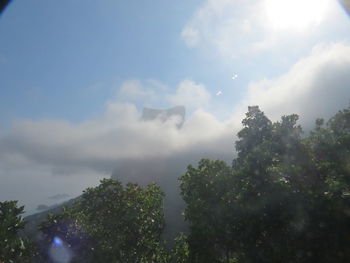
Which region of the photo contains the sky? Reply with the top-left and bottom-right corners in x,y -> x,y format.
0,0 -> 350,214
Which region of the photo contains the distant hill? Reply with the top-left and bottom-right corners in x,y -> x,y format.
21,196 -> 81,242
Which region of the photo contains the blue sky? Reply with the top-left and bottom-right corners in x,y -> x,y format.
0,0 -> 350,213
0,0 -> 200,121
0,0 -> 222,123
3,0 -> 347,123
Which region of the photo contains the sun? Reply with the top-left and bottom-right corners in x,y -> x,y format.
264,0 -> 329,31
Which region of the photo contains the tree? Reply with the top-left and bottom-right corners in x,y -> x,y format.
168,233 -> 190,263
180,105 -> 350,263
230,108 -> 308,262
300,106 -> 350,262
0,201 -> 34,263
180,159 -> 236,263
39,178 -> 166,262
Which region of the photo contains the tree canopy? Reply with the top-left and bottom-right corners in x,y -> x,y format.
38,179 -> 166,262
0,201 -> 34,262
180,105 -> 350,263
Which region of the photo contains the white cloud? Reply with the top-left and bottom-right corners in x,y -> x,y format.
167,79 -> 211,109
181,27 -> 200,47
0,101 -> 229,170
116,78 -> 212,110
0,96 -> 231,213
238,42 -> 350,128
182,0 -> 249,55
181,0 -> 345,59
117,79 -> 159,103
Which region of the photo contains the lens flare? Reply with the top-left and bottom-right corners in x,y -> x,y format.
49,236 -> 73,263
53,237 -> 63,246
338,0 -> 350,17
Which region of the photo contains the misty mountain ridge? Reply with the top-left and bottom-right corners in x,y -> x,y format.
23,105 -> 188,243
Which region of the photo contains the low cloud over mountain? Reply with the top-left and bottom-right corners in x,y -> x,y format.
0,42 -> 349,214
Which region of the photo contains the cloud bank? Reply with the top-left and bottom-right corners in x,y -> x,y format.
0,42 -> 349,216
0,79 -> 232,214
239,42 -> 350,128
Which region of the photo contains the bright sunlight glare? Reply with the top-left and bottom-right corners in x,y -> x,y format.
264,0 -> 329,31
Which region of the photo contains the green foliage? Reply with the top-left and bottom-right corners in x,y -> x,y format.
39,178 -> 166,262
0,201 -> 34,263
180,105 -> 350,263
168,233 -> 190,263
180,159 -> 237,263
